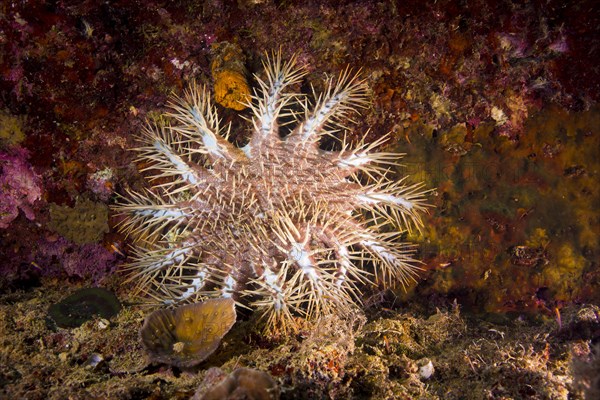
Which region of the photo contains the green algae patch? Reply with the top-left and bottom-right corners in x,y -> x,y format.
48,198 -> 109,244
47,287 -> 121,329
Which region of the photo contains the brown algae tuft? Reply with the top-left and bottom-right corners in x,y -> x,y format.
47,287 -> 121,329
139,298 -> 236,368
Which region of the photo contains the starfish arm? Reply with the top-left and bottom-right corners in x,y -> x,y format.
167,82 -> 245,164
286,68 -> 368,147
247,51 -> 307,155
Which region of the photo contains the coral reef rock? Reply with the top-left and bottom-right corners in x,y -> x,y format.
193,367 -> 280,400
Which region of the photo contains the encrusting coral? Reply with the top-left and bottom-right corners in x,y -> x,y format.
211,41 -> 251,111
114,52 -> 429,332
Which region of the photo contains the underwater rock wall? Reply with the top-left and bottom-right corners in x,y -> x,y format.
0,0 -> 598,398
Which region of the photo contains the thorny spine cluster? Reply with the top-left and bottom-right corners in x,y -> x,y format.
114,53 -> 430,332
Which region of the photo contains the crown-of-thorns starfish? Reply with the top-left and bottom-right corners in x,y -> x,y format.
114,52 -> 430,332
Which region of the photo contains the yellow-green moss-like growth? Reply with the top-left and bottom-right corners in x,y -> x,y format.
0,110 -> 26,146
48,198 -> 109,244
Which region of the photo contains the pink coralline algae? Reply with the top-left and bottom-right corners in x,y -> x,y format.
0,147 -> 42,229
15,236 -> 118,283
61,241 -> 118,282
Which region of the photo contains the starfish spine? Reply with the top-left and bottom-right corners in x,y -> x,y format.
114,51 -> 430,332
